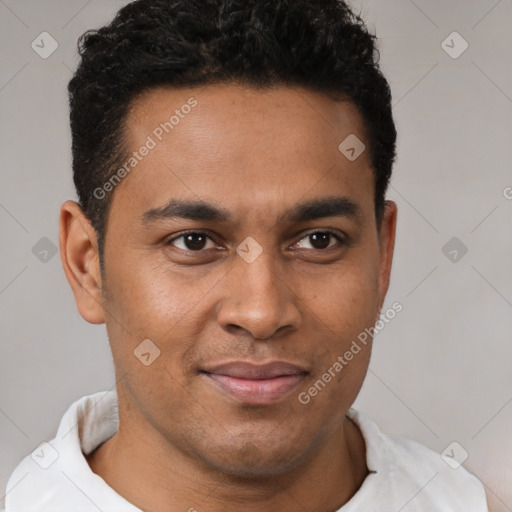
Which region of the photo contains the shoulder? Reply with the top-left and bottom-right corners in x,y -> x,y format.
3,391 -> 123,512
347,408 -> 488,511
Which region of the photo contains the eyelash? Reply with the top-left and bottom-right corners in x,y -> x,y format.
165,229 -> 346,253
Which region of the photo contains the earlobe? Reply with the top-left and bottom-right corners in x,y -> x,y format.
377,200 -> 397,311
59,200 -> 105,324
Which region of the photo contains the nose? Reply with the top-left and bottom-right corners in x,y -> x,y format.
216,250 -> 301,341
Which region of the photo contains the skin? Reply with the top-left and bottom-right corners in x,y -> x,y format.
60,83 -> 397,512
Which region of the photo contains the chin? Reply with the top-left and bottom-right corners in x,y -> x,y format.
194,431 -> 313,479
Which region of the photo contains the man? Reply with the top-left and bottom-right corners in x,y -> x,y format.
4,0 -> 488,510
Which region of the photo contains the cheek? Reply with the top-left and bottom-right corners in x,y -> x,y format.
101,264 -> 196,416
301,349 -> 371,425
297,279 -> 375,419
292,254 -> 379,403
104,258 -> 204,333
296,257 -> 381,339
102,258 -> 223,384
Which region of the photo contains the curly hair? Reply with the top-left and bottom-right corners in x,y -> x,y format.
68,0 -> 396,266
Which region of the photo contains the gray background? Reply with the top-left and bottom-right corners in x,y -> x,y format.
1,0 -> 511,510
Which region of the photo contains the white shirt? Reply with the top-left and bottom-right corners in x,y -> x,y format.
3,390 -> 488,511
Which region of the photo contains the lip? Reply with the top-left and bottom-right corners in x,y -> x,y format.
200,361 -> 308,405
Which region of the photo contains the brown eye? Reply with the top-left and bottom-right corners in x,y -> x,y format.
167,232 -> 216,251
309,232 -> 331,249
294,231 -> 344,250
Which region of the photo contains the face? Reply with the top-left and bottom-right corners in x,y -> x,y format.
63,83 -> 396,478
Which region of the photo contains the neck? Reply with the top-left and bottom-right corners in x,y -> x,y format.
86,405 -> 368,512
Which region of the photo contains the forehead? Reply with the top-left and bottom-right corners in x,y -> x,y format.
126,83 -> 367,150
111,83 -> 374,221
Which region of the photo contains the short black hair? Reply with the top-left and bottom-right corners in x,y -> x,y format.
68,0 -> 396,268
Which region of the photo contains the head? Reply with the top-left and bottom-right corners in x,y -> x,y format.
61,0 -> 397,478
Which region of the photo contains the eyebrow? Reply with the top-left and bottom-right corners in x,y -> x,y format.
141,196 -> 361,224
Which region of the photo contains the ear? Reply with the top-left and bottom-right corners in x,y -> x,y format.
377,200 -> 397,311
59,200 -> 105,324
